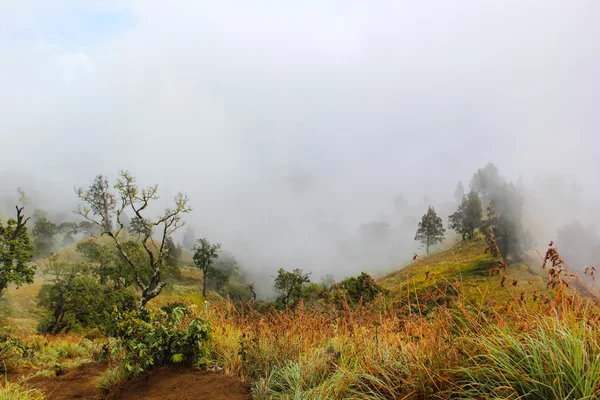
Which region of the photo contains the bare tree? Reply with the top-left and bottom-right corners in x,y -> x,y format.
75,171 -> 192,308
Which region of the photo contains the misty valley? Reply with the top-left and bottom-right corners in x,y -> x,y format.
2,1 -> 600,399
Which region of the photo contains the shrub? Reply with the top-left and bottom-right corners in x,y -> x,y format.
0,328 -> 32,371
331,272 -> 388,307
110,305 -> 212,377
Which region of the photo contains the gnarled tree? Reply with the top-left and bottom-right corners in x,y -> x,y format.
76,171 -> 192,308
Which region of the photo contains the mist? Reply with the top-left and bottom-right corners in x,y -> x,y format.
2,1 -> 600,293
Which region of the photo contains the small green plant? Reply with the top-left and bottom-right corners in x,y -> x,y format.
96,365 -> 128,392
110,305 -> 211,377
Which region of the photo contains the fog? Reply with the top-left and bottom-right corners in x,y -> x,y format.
2,1 -> 600,291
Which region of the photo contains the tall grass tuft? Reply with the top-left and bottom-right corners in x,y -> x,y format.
452,316 -> 600,399
0,381 -> 45,400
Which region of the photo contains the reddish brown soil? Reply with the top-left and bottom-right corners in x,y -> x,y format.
105,365 -> 251,400
24,362 -> 108,400
22,363 -> 251,400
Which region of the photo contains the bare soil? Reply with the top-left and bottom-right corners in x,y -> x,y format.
22,363 -> 251,400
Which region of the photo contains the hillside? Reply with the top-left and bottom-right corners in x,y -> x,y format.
379,237 -> 552,306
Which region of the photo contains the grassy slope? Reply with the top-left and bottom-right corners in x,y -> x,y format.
379,237 -> 551,305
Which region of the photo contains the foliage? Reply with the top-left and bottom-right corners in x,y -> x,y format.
192,238 -> 222,298
414,206 -> 445,254
37,255 -> 137,334
448,190 -> 482,240
331,272 -> 388,306
274,268 -> 311,308
31,217 -> 58,258
0,206 -> 35,297
0,327 -> 33,371
75,171 -> 192,308
471,163 -> 531,263
76,240 -> 134,289
109,305 -> 211,377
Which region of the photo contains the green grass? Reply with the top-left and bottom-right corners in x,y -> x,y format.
379,237 -> 550,306
0,381 -> 45,400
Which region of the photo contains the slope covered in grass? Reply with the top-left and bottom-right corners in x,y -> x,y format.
379,237 -> 550,306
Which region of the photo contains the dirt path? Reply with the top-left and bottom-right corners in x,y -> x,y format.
22,363 -> 251,400
106,365 -> 251,400
25,362 -> 108,400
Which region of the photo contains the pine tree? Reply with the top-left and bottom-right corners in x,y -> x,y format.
448,191 -> 482,240
414,206 -> 445,254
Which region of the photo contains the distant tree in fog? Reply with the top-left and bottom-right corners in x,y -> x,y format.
454,181 -> 465,206
448,191 -> 482,240
183,226 -> 196,250
415,206 -> 445,254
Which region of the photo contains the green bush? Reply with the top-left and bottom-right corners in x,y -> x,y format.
331,272 -> 388,307
110,305 -> 212,377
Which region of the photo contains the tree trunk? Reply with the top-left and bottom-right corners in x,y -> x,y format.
202,272 -> 207,298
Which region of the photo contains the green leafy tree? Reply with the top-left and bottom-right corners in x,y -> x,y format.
76,171 -> 192,309
414,206 -> 445,254
274,268 -> 311,308
58,222 -> 79,247
448,191 -> 483,240
37,255 -> 137,333
32,217 -> 58,258
0,207 -> 35,297
76,241 -> 135,289
192,238 -> 222,298
332,272 -> 388,306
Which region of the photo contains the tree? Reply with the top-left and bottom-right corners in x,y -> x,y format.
76,171 -> 192,309
471,164 -> 530,263
454,181 -> 465,206
448,191 -> 482,240
32,217 -> 58,258
182,226 -> 196,251
192,238 -> 222,298
37,255 -> 136,333
414,206 -> 445,254
332,272 -> 388,306
274,268 -> 310,308
0,206 -> 35,297
76,240 -> 134,289
58,222 -> 79,247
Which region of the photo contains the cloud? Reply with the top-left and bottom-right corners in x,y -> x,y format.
1,1 -> 600,280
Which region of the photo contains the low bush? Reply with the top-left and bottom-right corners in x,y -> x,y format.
109,305 -> 212,377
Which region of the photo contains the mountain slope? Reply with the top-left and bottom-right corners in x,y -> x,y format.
379,237 -> 551,306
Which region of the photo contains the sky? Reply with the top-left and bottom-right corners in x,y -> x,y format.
1,1 -> 599,283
